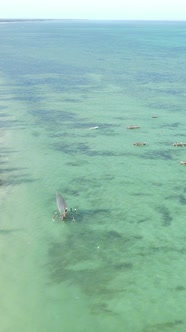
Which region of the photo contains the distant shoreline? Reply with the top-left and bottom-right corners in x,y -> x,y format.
0,18 -> 93,24
0,19 -> 185,23
0,18 -> 59,23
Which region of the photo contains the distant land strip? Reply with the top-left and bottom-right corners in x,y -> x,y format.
0,19 -> 61,22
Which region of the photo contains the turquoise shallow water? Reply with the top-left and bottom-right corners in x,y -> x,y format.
0,21 -> 186,332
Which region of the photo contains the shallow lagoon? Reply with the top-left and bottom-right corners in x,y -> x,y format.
0,21 -> 186,332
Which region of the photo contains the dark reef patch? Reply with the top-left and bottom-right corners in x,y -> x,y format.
0,228 -> 23,235
30,108 -> 77,129
156,205 -> 173,226
0,105 -> 8,110
46,222 -> 138,306
113,262 -> 133,270
53,140 -> 137,158
62,98 -> 82,103
0,167 -> 27,173
4,174 -> 36,186
175,285 -> 185,291
178,194 -> 186,205
105,230 -> 123,240
159,122 -> 180,128
143,319 -> 184,332
142,149 -> 173,160
0,112 -> 8,117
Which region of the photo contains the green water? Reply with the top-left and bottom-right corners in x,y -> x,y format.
0,21 -> 186,332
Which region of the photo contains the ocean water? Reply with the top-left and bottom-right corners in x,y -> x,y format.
0,20 -> 186,332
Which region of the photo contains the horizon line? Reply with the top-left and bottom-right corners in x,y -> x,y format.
0,18 -> 186,22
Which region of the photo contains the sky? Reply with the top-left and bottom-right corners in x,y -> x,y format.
1,0 -> 186,21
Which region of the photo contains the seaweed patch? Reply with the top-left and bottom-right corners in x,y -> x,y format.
156,205 -> 173,226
